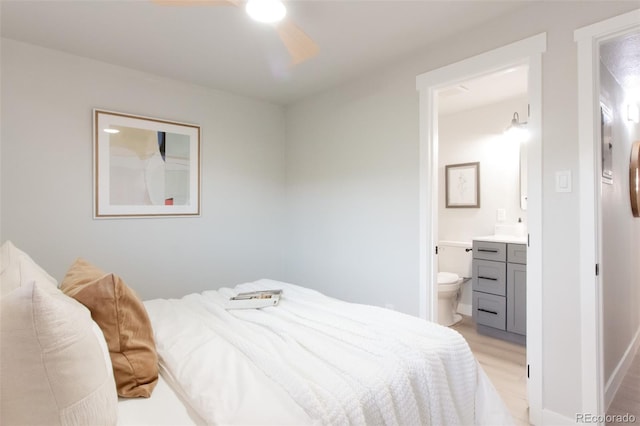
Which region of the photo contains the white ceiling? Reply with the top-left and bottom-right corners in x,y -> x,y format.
600,31 -> 640,94
0,0 -> 532,105
438,64 -> 528,115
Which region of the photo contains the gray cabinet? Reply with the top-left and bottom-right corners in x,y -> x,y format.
472,240 -> 526,344
507,263 -> 526,335
473,259 -> 506,296
473,291 -> 506,330
473,241 -> 506,262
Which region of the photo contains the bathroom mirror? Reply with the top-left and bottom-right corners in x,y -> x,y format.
519,142 -> 528,210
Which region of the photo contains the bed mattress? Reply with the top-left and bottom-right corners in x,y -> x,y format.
117,371 -> 202,425
136,279 -> 513,425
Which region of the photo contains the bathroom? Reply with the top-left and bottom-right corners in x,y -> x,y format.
436,66 -> 528,327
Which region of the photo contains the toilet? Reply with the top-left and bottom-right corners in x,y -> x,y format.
437,241 -> 472,326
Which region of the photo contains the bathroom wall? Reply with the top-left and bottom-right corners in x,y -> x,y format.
599,60 -> 640,403
438,96 -> 528,313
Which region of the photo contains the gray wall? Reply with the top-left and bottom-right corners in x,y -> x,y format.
284,71 -> 419,312
600,62 -> 640,387
283,1 -> 639,419
1,39 -> 287,300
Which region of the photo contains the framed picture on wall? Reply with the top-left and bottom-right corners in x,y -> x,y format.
93,109 -> 201,218
445,162 -> 480,208
601,104 -> 613,185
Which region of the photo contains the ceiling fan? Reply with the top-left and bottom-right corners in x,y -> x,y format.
152,0 -> 319,65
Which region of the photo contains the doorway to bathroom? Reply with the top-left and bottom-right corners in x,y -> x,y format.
416,33 -> 545,425
436,65 -> 528,322
437,65 -> 529,424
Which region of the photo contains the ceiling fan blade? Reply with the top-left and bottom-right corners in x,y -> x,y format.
275,18 -> 319,65
151,0 -> 240,6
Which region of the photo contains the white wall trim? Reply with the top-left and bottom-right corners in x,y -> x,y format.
574,9 -> 640,422
543,409 -> 576,426
416,33 -> 546,91
574,9 -> 640,41
417,84 -> 439,321
605,326 -> 640,410
526,50 -> 544,426
416,32 -> 546,426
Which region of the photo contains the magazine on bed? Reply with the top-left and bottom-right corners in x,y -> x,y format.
225,289 -> 282,310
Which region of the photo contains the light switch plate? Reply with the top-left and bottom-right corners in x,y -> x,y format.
555,170 -> 572,192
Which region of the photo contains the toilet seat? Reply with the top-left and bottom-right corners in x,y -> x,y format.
437,272 -> 460,285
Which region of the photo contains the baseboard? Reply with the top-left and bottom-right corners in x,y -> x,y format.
457,303 -> 472,316
477,324 -> 526,346
604,326 -> 640,410
543,408 -> 575,425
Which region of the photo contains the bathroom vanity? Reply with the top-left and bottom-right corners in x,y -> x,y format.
471,236 -> 526,345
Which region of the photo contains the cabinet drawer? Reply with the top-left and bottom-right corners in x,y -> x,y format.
472,259 -> 506,296
473,291 -> 506,330
472,240 -> 506,262
507,244 -> 527,264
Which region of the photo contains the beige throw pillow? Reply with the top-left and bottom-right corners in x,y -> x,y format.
0,240 -> 58,297
0,281 -> 118,425
60,258 -> 159,398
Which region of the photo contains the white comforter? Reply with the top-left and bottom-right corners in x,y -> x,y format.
144,280 -> 513,426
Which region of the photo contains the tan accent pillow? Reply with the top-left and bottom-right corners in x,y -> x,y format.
60,258 -> 158,398
0,281 -> 118,425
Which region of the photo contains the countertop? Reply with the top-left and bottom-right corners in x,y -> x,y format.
474,235 -> 527,244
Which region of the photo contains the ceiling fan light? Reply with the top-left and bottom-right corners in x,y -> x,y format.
245,0 -> 286,24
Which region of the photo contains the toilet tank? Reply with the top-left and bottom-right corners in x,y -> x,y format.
438,241 -> 473,278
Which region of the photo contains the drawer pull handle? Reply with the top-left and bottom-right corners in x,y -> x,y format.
478,276 -> 498,281
478,249 -> 499,253
478,308 -> 498,315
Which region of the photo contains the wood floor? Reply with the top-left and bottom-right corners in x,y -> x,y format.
451,315 -> 529,425
452,316 -> 640,425
607,348 -> 640,425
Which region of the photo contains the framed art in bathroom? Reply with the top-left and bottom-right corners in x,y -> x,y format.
445,162 -> 480,208
93,109 -> 201,218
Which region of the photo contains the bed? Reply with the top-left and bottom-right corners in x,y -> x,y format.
0,241 -> 513,426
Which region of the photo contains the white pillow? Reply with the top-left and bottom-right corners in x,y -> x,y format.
0,240 -> 58,297
0,281 -> 118,425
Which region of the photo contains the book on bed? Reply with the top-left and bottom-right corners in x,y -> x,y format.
225,289 -> 282,309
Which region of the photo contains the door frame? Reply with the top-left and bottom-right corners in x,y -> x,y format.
575,9 -> 640,421
416,33 -> 546,425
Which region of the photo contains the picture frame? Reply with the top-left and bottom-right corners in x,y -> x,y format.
93,109 -> 200,218
445,162 -> 480,208
601,104 -> 613,185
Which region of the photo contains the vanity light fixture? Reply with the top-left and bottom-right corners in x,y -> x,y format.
245,0 -> 286,24
103,128 -> 120,134
504,111 -> 529,142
